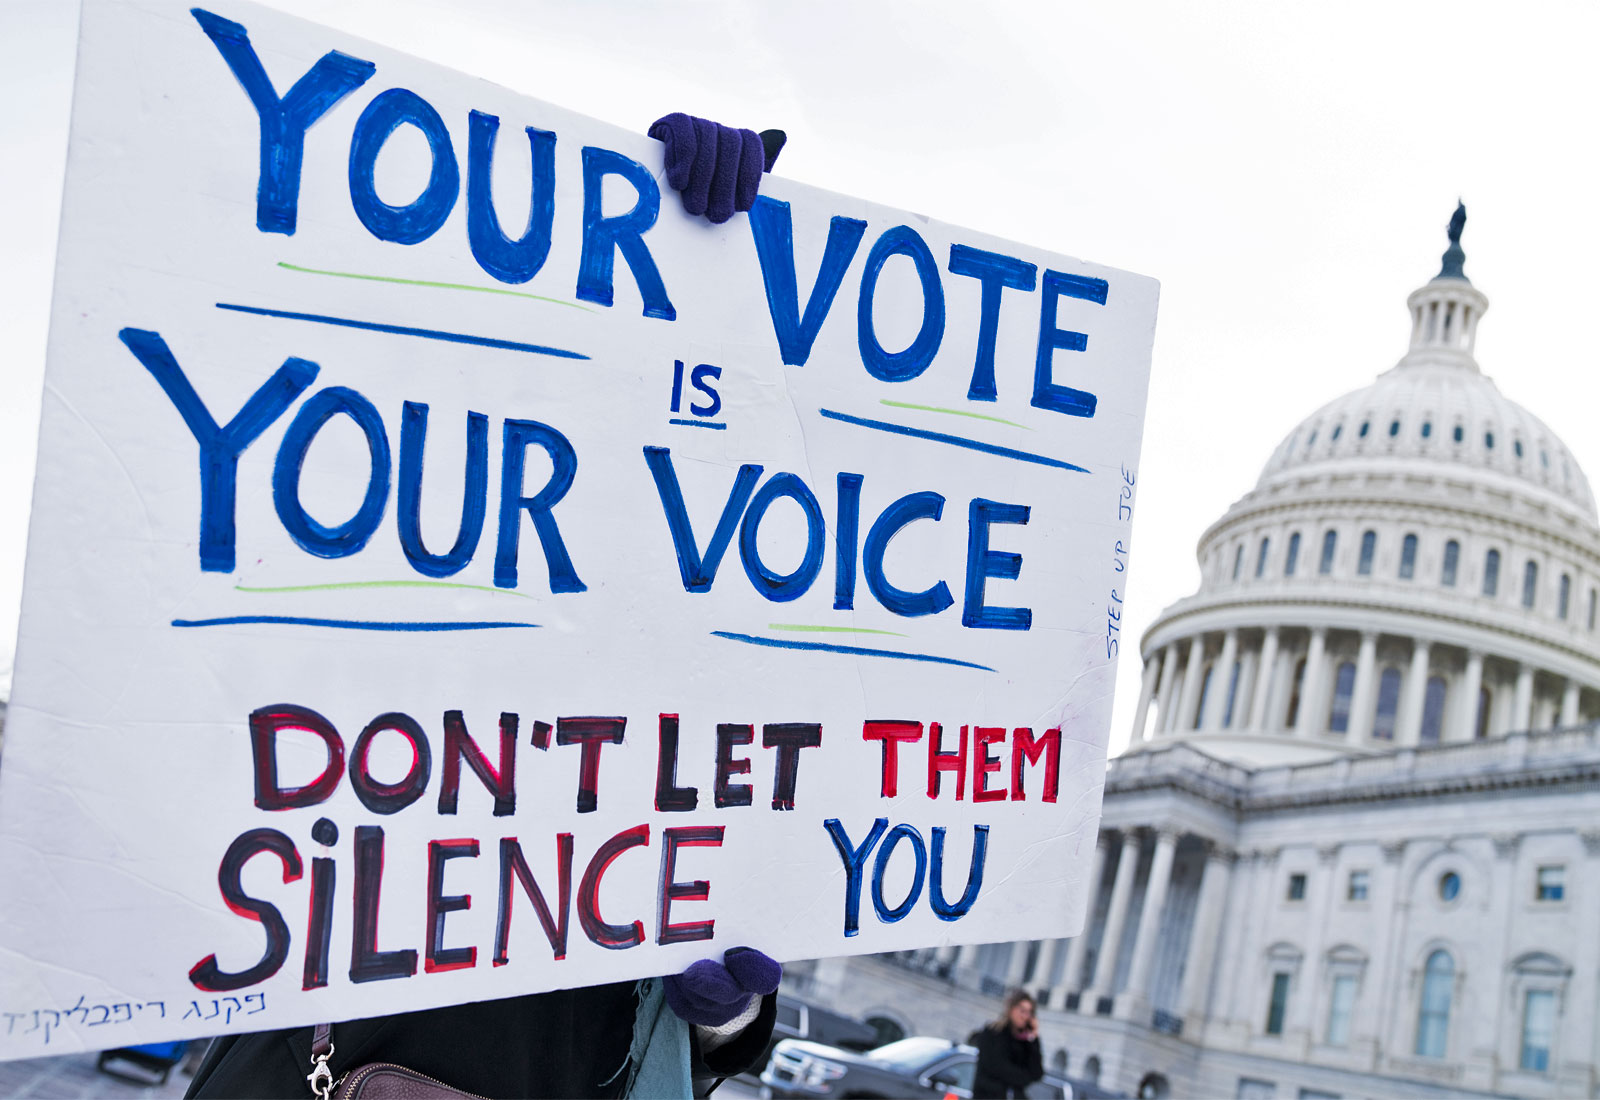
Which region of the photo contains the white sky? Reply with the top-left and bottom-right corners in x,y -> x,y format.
2,0 -> 1598,756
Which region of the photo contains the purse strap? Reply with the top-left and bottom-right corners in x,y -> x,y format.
307,1022 -> 336,1100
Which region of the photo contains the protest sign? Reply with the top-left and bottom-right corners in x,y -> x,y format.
0,0 -> 1157,1056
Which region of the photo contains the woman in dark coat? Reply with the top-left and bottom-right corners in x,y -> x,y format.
968,989 -> 1044,1099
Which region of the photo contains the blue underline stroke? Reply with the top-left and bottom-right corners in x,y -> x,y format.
173,616 -> 540,632
817,408 -> 1088,473
711,630 -> 995,671
215,303 -> 589,360
669,418 -> 727,430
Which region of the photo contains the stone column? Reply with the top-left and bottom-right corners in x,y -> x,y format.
1236,646 -> 1261,729
949,942 -> 979,986
1180,846 -> 1237,1032
1513,664 -> 1535,732
1465,835 -> 1521,1067
1295,627 -> 1328,736
1560,679 -> 1580,728
1132,656 -> 1162,742
1118,829 -> 1180,1019
1559,832 -> 1600,1082
1398,640 -> 1432,747
1348,631 -> 1378,741
1203,632 -> 1239,729
1453,650 -> 1484,742
1249,628 -> 1280,731
1220,849 -> 1278,1034
1062,836 -> 1111,993
1175,636 -> 1207,732
1081,831 -> 1143,1012
1164,639 -> 1190,735
1035,937 -> 1068,1006
1369,841 -> 1409,1048
1003,939 -> 1034,989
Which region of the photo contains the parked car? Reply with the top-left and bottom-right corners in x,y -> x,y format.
760,1034 -> 1092,1099
737,994 -> 882,1087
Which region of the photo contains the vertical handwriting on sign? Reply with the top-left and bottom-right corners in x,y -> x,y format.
1107,466 -> 1135,658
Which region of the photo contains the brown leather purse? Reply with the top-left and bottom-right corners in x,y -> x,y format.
307,1022 -> 488,1100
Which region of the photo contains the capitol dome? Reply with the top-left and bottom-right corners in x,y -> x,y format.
1131,206 -> 1600,765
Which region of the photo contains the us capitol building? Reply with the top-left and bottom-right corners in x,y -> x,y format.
785,210 -> 1600,1099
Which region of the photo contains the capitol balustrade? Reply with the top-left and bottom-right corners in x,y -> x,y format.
1111,723 -> 1600,806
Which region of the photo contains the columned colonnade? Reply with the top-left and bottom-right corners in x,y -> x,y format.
935,825 -> 1229,1034
1132,624 -> 1594,746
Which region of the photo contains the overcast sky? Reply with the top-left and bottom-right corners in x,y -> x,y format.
3,0 -> 1598,756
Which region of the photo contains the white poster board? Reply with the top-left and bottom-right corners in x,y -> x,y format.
0,0 -> 1157,1056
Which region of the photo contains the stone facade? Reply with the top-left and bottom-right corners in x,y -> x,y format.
787,216 -> 1600,1099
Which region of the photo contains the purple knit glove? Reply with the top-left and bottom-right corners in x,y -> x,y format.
662,946 -> 782,1026
648,113 -> 786,224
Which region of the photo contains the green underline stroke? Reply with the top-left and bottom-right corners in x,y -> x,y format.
879,399 -> 1031,430
277,262 -> 592,311
769,623 -> 908,637
236,580 -> 532,599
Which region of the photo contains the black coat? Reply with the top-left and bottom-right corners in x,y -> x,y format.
185,981 -> 775,1100
968,1025 -> 1043,1100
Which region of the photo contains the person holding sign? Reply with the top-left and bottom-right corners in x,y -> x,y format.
185,946 -> 781,1098
183,115 -> 787,1100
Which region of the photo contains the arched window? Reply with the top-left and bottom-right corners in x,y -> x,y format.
1285,659 -> 1307,728
1255,538 -> 1270,578
1137,1072 -> 1171,1099
1399,534 -> 1418,579
1223,661 -> 1242,728
1320,530 -> 1337,574
1232,544 -> 1244,581
1558,574 -> 1571,620
1420,676 -> 1447,743
1484,549 -> 1500,596
1441,540 -> 1459,587
1476,686 -> 1492,740
1084,1056 -> 1102,1084
1358,531 -> 1376,575
1328,661 -> 1357,733
1523,561 -> 1539,609
1415,950 -> 1454,1057
1285,532 -> 1301,576
1373,668 -> 1401,740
